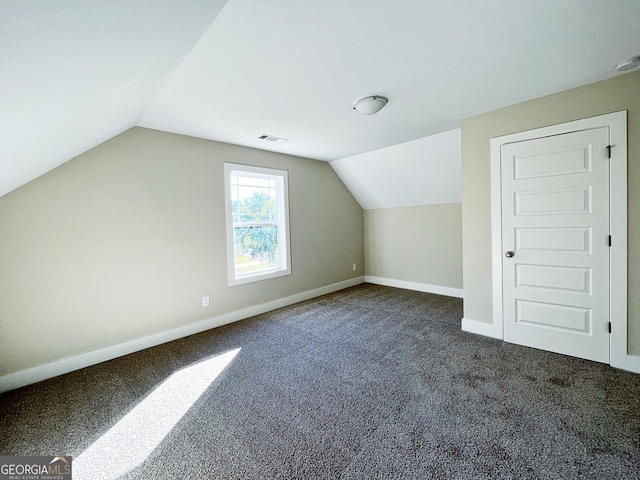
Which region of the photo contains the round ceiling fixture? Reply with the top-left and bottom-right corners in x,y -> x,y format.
615,55 -> 640,72
353,95 -> 388,115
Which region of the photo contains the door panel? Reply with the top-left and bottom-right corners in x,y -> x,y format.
515,264 -> 590,293
514,147 -> 590,179
516,300 -> 591,333
515,227 -> 590,253
514,185 -> 591,216
501,127 -> 610,363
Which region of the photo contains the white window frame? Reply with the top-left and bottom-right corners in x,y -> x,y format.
224,163 -> 291,286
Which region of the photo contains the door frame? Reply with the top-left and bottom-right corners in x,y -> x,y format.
488,111 -> 634,371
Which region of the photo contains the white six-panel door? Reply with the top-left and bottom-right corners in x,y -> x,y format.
501,127 -> 610,363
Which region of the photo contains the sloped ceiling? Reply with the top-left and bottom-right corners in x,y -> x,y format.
0,0 -> 228,197
331,129 -> 461,210
2,0 -> 639,198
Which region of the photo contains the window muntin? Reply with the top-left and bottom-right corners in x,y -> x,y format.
224,163 -> 291,285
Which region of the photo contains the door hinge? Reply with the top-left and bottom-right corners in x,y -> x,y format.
607,145 -> 614,159
608,235 -> 612,247
608,322 -> 612,333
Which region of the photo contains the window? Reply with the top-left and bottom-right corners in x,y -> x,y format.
224,163 -> 291,285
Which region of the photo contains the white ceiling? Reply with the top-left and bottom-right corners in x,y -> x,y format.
331,129 -> 461,210
2,0 -> 639,197
0,0 -> 228,197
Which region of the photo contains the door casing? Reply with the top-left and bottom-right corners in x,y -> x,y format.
489,111 -> 630,370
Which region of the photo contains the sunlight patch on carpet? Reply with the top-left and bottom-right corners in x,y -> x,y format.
73,348 -> 240,480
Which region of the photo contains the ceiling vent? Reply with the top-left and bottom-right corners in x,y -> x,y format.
258,134 -> 288,144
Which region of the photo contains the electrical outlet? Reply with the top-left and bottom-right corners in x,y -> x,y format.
352,264 -> 357,271
202,296 -> 210,307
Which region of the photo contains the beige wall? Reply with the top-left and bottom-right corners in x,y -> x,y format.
461,70 -> 640,353
365,203 -> 462,289
0,127 -> 364,375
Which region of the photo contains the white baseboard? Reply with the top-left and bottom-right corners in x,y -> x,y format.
365,275 -> 463,298
461,317 -> 503,340
461,317 -> 640,373
611,350 -> 640,375
0,276 -> 365,394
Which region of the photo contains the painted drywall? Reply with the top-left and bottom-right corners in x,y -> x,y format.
330,129 -> 461,210
0,127 -> 364,376
365,203 -> 462,291
461,70 -> 640,354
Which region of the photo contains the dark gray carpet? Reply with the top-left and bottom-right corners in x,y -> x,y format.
1,283 -> 639,479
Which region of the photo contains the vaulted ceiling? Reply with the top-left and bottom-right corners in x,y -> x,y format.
2,1 -> 639,197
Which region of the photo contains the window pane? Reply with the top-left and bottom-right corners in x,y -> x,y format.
225,163 -> 290,286
235,175 -> 270,188
233,225 -> 279,274
232,186 -> 277,223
